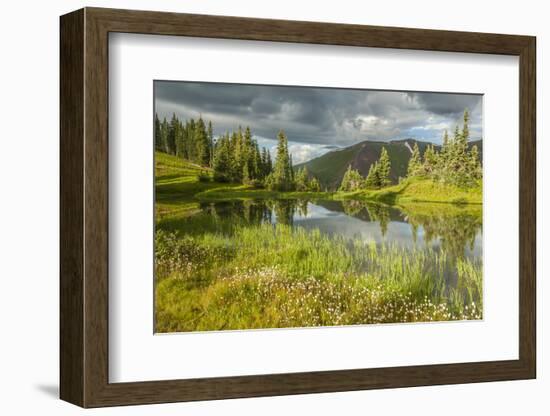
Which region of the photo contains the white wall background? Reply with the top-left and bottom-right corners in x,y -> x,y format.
0,0 -> 545,414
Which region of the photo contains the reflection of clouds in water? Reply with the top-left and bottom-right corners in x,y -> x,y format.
291,202 -> 482,258
297,216 -> 382,243
293,203 -> 345,220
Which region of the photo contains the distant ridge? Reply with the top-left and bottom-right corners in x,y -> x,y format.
295,138 -> 482,190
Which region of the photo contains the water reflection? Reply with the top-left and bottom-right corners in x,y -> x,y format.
198,199 -> 482,259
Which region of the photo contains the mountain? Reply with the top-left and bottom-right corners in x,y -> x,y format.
295,138 -> 483,190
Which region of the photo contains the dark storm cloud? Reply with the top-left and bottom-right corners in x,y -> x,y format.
406,92 -> 482,116
155,81 -> 482,163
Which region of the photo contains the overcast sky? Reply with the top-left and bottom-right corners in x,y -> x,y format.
154,81 -> 482,164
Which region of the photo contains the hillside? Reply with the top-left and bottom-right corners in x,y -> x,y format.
296,138 -> 482,190
155,151 -> 218,219
341,177 -> 482,205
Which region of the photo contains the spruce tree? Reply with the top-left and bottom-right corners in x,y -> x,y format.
309,177 -> 321,192
167,113 -> 178,155
295,167 -> 309,191
207,121 -> 214,167
339,165 -> 364,192
175,119 -> 185,158
266,149 -> 273,175
439,129 -> 450,168
185,119 -> 196,161
462,108 -> 470,142
212,136 -> 231,182
407,142 -> 422,177
241,126 -> 256,181
260,147 -> 270,178
252,141 -> 262,179
154,114 -> 163,151
402,108 -> 481,187
423,145 -> 438,176
377,147 -> 392,187
161,118 -> 169,154
230,130 -> 242,182
365,162 -> 381,189
468,145 -> 482,182
195,117 -> 210,166
269,130 -> 294,191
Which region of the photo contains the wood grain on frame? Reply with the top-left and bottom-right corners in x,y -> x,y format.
60,7 -> 536,407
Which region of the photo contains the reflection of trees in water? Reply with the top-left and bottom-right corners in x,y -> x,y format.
201,199 -> 481,258
297,199 -> 309,218
200,200 -> 273,226
270,199 -> 299,226
200,199 -> 305,227
341,200 -> 391,237
341,200 -> 364,217
340,200 -> 481,257
365,203 -> 391,238
405,210 -> 481,258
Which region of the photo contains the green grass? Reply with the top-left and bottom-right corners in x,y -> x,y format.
337,177 -> 482,205
155,223 -> 482,332
155,151 -> 243,219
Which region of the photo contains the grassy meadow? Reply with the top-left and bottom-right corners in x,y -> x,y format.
155,152 -> 483,332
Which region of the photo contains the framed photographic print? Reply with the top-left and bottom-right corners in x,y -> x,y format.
60,7 -> 536,408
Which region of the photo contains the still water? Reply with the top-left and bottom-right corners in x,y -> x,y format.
197,198 -> 482,260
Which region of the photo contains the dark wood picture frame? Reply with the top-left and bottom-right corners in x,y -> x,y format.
60,7 -> 536,408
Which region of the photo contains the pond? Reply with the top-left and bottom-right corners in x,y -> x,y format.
155,198 -> 484,331
195,198 -> 482,261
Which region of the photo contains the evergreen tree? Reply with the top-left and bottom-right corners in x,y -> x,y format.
167,113 -> 178,155
252,141 -> 262,179
241,126 -> 254,182
242,159 -> 251,183
365,162 -> 381,189
468,145 -> 482,182
339,165 -> 364,192
231,128 -> 244,181
462,108 -> 470,142
309,177 -> 321,192
439,129 -> 450,167
175,119 -> 185,158
266,149 -> 273,175
422,145 -> 438,176
160,118 -> 169,153
207,121 -> 214,167
295,167 -> 309,191
402,108 -> 481,187
185,119 -> 196,161
377,147 -> 392,187
260,147 -> 270,178
154,114 -> 163,151
407,142 -> 422,177
268,130 -> 294,191
289,154 -> 295,182
195,117 -> 210,166
212,135 -> 231,182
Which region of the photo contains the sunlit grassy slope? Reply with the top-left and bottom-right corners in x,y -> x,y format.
155,151 -> 241,219
338,177 -> 482,205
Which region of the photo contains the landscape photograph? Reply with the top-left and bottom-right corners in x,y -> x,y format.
153,81 -> 483,333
